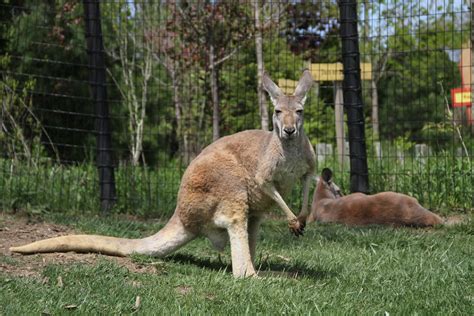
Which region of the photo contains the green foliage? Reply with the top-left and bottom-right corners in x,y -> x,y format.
4,1 -> 94,161
2,150 -> 472,218
304,92 -> 336,144
0,159 -> 183,217
0,55 -> 45,164
421,122 -> 456,151
285,0 -> 341,62
1,214 -> 472,314
0,1 -> 472,214
376,7 -> 463,143
393,134 -> 416,152
290,148 -> 473,214
367,150 -> 473,213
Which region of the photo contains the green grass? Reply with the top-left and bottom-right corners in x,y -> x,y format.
0,159 -> 183,217
1,213 -> 473,314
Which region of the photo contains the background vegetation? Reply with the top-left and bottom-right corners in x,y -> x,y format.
0,0 -> 472,215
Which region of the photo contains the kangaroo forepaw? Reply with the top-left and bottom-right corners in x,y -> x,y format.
288,218 -> 305,237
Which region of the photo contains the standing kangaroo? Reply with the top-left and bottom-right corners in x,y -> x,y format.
307,168 -> 443,227
10,71 -> 316,277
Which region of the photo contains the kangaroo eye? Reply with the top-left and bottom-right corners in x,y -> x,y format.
296,109 -> 303,115
275,109 -> 282,114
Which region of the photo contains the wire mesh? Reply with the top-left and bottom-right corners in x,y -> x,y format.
0,0 -> 472,217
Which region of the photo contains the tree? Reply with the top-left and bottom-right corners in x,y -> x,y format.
146,1 -> 205,163
284,0 -> 340,63
253,0 -> 288,131
378,22 -> 461,143
356,0 -> 470,151
176,1 -> 253,141
282,0 -> 341,149
359,1 -> 389,141
0,60 -> 44,165
104,1 -> 157,166
254,0 -> 269,131
3,0 -> 91,162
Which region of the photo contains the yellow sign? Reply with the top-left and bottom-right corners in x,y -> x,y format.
450,87 -> 471,107
310,63 -> 372,81
277,79 -> 298,95
454,91 -> 471,104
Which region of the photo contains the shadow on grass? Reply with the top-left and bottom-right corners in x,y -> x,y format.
168,253 -> 231,273
168,253 -> 336,280
256,261 -> 337,280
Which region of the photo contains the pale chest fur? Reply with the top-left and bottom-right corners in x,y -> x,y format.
248,141 -> 311,213
272,151 -> 309,196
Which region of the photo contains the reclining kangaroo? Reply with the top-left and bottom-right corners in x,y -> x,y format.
10,71 -> 316,277
307,168 -> 443,227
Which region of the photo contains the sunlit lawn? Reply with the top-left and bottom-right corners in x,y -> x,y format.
1,213 -> 472,314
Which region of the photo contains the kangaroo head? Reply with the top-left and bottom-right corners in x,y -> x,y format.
310,167 -> 343,223
317,168 -> 343,200
262,70 -> 313,140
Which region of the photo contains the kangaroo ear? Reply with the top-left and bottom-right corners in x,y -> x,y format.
262,72 -> 283,106
294,69 -> 313,105
321,168 -> 333,183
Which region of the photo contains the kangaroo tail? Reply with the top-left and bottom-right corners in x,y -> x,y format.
10,214 -> 196,257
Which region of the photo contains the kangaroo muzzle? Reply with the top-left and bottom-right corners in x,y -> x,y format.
283,126 -> 296,136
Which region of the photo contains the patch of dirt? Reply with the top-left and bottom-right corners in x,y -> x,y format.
175,285 -> 193,295
0,213 -> 161,278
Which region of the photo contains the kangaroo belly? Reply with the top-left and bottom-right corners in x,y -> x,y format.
247,184 -> 277,213
246,174 -> 300,214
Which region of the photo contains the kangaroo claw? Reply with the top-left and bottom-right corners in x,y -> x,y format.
288,218 -> 305,237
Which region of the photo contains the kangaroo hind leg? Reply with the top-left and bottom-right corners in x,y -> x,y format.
214,202 -> 256,278
227,221 -> 256,277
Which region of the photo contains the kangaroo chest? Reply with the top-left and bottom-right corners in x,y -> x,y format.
273,153 -> 308,196
248,150 -> 309,213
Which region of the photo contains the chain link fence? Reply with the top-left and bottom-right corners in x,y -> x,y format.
0,0 -> 472,217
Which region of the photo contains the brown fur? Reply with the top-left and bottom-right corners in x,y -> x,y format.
307,168 -> 443,227
10,71 -> 316,277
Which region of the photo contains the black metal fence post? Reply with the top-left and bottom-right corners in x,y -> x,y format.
338,0 -> 370,193
83,0 -> 116,213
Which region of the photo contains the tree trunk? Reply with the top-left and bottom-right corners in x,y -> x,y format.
363,3 -> 370,45
371,79 -> 380,140
171,71 -> 188,163
364,2 -> 380,141
254,0 -> 269,131
334,81 -> 345,167
209,44 -> 220,141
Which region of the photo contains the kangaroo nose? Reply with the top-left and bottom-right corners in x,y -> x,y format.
284,127 -> 295,135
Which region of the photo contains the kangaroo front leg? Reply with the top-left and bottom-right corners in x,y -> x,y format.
227,222 -> 257,277
263,184 -> 305,236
